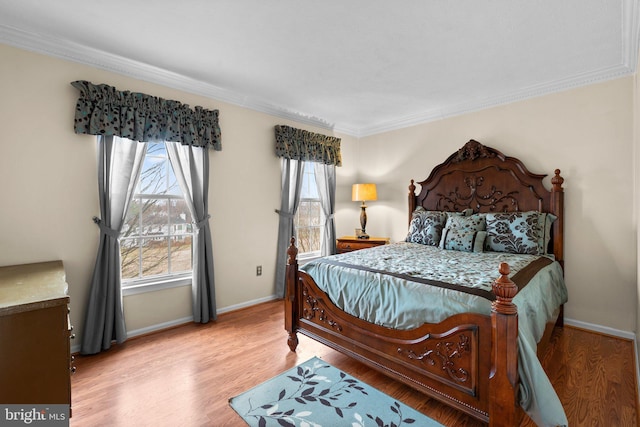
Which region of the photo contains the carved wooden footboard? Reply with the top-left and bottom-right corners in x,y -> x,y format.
285,239 -> 522,425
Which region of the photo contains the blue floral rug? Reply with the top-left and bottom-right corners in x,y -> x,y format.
229,357 -> 443,427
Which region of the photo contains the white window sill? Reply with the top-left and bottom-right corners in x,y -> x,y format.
122,274 -> 192,296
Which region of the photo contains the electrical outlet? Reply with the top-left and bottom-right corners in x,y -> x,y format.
256,265 -> 262,276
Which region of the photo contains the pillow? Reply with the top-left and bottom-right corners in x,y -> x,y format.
442,213 -> 486,232
405,208 -> 447,246
439,214 -> 486,249
537,213 -> 557,254
485,211 -> 539,255
440,229 -> 487,252
445,208 -> 474,218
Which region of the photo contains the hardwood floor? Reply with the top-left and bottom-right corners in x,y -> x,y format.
70,300 -> 638,426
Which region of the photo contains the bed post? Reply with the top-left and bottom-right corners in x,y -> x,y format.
408,179 -> 416,226
550,169 -> 565,269
284,237 -> 299,352
489,262 -> 520,426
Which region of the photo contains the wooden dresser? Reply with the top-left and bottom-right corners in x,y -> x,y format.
0,261 -> 73,409
336,236 -> 390,253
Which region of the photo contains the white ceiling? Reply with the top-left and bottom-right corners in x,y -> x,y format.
0,1 -> 638,137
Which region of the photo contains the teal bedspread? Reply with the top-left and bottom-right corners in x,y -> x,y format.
301,242 -> 568,427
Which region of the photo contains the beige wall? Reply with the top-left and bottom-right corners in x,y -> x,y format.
0,42 -> 637,349
356,77 -> 636,332
0,43 -> 345,343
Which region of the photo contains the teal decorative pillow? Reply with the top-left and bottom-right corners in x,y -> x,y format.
440,229 -> 487,252
405,208 -> 447,246
445,208 -> 475,218
485,211 -> 539,255
537,213 -> 557,254
439,214 -> 486,249
443,213 -> 486,231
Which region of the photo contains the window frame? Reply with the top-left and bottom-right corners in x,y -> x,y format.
120,142 -> 194,294
294,163 -> 324,260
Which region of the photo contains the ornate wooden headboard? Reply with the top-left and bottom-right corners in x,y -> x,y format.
408,140 -> 565,264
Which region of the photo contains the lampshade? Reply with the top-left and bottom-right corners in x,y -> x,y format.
352,183 -> 377,202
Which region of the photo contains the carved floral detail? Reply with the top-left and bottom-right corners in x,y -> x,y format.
398,334 -> 471,383
301,286 -> 343,331
437,175 -> 519,212
452,140 -> 495,163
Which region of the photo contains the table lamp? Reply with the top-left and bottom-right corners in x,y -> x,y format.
352,183 -> 377,239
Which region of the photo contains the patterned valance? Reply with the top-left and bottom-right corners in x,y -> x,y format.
71,81 -> 222,150
275,125 -> 341,166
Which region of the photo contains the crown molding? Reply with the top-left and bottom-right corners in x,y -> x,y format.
348,63 -> 636,138
344,0 -> 640,138
0,24 -> 335,133
2,0 -> 638,140
622,0 -> 640,69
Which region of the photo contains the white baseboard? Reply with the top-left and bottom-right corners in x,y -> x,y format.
70,307 -> 640,407
564,318 -> 639,402
72,308 -> 637,362
71,294 -> 280,354
127,316 -> 195,339
564,317 -> 636,340
216,294 -> 279,315
125,294 -> 280,338
70,315 -> 196,354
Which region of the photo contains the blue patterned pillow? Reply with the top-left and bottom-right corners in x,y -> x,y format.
439,214 -> 486,249
440,229 -> 487,252
537,213 -> 557,254
405,208 -> 447,246
443,213 -> 486,231
485,211 -> 539,255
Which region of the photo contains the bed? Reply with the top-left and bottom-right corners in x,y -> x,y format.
284,139 -> 567,426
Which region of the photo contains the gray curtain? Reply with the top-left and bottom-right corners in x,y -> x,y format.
166,142 -> 217,322
81,136 -> 147,355
73,81 -> 222,354
274,125 -> 341,298
274,158 -> 305,298
314,163 -> 337,256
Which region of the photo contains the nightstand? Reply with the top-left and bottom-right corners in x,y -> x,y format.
336,236 -> 390,254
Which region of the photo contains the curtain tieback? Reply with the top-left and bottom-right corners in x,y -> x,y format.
327,214 -> 335,219
92,217 -> 119,238
275,209 -> 294,219
194,215 -> 211,230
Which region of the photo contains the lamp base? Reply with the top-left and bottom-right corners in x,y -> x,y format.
355,228 -> 370,239
358,204 -> 370,240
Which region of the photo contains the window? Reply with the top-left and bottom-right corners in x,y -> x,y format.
120,142 -> 193,286
295,163 -> 323,257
